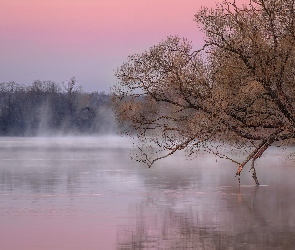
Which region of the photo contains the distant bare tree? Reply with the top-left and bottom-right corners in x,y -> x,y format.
112,0 -> 295,185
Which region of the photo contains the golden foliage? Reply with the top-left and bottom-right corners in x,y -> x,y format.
112,0 -> 295,184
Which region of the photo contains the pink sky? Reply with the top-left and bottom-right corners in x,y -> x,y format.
0,0 -> 240,92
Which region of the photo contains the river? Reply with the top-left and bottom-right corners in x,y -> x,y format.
0,137 -> 294,249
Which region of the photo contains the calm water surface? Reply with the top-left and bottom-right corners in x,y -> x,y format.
0,137 -> 295,250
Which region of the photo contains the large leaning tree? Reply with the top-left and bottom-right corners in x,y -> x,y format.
112,0 -> 295,185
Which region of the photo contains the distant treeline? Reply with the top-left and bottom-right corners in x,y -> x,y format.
0,78 -> 117,136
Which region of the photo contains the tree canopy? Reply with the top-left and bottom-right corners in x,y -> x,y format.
112,0 -> 295,184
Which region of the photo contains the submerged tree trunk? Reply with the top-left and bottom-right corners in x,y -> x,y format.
250,158 -> 260,186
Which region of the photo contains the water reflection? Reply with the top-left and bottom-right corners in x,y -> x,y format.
116,152 -> 295,249
0,137 -> 295,249
117,183 -> 295,249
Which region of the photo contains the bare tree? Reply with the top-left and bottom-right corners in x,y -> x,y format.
112,0 -> 295,185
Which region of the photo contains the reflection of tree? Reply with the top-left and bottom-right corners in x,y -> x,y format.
117,185 -> 295,249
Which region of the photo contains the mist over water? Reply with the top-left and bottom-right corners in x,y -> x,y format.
0,81 -> 118,137
0,137 -> 295,249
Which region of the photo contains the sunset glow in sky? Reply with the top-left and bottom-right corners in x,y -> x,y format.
0,0 -> 242,92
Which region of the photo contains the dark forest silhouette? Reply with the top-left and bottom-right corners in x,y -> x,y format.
0,78 -> 115,136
